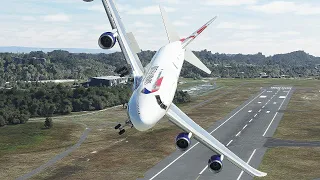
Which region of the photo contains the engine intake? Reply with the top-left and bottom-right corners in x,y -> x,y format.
208,155 -> 223,173
175,132 -> 191,151
98,32 -> 117,49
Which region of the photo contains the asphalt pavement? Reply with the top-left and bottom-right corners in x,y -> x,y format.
140,86 -> 294,180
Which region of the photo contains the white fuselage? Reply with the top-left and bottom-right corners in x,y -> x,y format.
128,41 -> 185,131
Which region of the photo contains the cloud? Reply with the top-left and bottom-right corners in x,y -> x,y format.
249,1 -> 320,15
132,21 -> 154,28
173,21 -> 188,27
204,0 -> 257,6
21,16 -> 36,21
42,14 -> 70,22
126,6 -> 175,15
217,22 -> 261,30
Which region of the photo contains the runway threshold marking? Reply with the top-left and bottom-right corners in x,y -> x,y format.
148,90 -> 266,180
236,149 -> 257,180
263,90 -> 291,137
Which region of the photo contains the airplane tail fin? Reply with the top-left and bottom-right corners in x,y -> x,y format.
181,17 -> 217,48
159,5 -> 180,43
159,5 -> 212,75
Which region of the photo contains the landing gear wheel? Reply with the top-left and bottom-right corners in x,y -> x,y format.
119,129 -> 126,135
115,124 -> 121,129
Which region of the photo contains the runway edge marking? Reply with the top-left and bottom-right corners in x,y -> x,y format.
236,149 -> 257,180
263,89 -> 291,137
148,90 -> 266,180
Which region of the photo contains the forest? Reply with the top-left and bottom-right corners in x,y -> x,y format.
0,82 -> 190,127
0,50 -> 319,86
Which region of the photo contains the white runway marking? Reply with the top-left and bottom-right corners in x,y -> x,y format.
260,96 -> 267,98
262,106 -> 265,108
199,165 -> 208,175
242,124 -> 248,130
267,91 -> 272,92
273,102 -> 277,104
258,109 -> 261,112
266,111 -> 270,113
236,131 -> 241,137
258,102 -> 261,104
236,149 -> 257,180
279,96 -> 286,99
149,90 -> 267,180
263,90 -> 291,137
254,114 -> 257,117
263,112 -> 278,137
226,140 -> 233,147
249,119 -> 253,123
248,110 -> 252,113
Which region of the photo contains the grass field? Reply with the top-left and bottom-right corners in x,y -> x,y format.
1,78 -> 320,180
0,122 -> 83,179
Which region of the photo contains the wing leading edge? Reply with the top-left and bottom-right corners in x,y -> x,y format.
101,0 -> 144,77
166,103 -> 267,177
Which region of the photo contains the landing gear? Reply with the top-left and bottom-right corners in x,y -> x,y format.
119,129 -> 126,135
115,119 -> 133,135
115,124 -> 121,129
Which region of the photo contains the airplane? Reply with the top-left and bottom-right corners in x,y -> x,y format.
83,0 -> 267,177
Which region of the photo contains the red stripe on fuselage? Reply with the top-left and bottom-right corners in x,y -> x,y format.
197,25 -> 207,34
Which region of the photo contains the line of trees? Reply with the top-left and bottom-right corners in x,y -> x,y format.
0,82 -> 192,127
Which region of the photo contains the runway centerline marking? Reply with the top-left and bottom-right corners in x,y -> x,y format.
148,90 -> 266,180
242,124 -> 248,130
258,109 -> 261,112
249,119 -> 253,123
236,131 -> 241,137
236,149 -> 257,180
254,114 -> 257,117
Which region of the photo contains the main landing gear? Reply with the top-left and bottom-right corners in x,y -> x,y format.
115,119 -> 133,135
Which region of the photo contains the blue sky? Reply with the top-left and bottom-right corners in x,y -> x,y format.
1,0 -> 320,56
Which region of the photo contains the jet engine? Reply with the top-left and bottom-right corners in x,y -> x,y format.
98,32 -> 117,49
175,132 -> 192,151
208,155 -> 223,173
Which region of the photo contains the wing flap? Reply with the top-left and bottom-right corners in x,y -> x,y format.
166,103 -> 267,177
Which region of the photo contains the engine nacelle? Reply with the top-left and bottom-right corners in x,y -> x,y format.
175,132 -> 191,151
98,32 -> 117,49
208,155 -> 223,173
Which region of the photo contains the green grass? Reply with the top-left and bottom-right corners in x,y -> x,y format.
0,122 -> 82,155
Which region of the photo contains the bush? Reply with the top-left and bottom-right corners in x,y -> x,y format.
44,117 -> 53,129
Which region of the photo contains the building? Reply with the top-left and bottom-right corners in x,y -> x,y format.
82,76 -> 128,87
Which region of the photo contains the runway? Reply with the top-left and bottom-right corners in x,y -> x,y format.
140,86 -> 294,180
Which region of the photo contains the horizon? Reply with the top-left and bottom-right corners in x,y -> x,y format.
1,0 -> 320,56
0,46 -> 318,57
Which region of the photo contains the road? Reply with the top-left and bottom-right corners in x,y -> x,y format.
141,86 -> 294,180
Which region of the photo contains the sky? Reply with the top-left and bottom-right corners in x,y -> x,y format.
1,0 -> 320,56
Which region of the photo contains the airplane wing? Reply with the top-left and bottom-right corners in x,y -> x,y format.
101,0 -> 144,77
166,103 -> 267,177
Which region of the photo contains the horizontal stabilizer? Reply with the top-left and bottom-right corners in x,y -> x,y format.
185,49 -> 211,74
127,32 -> 141,54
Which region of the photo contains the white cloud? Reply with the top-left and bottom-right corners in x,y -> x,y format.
42,14 -> 70,22
21,16 -> 36,21
249,1 -> 320,15
173,21 -> 188,27
204,0 -> 257,6
217,22 -> 261,30
126,6 -> 175,15
132,21 -> 154,28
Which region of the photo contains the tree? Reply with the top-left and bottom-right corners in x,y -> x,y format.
0,115 -> 5,127
44,117 -> 53,129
